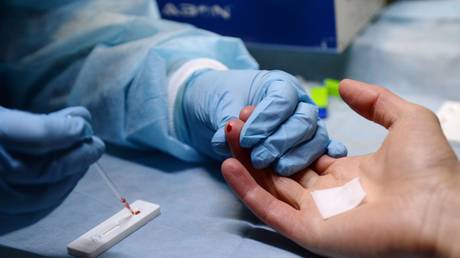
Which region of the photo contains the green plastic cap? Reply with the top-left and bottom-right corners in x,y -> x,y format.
310,86 -> 328,108
324,78 -> 340,97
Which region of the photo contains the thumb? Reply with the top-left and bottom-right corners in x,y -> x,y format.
339,79 -> 412,129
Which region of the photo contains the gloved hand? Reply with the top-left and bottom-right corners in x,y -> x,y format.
178,70 -> 347,176
0,106 -> 104,233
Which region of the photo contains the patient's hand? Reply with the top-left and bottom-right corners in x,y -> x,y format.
221,80 -> 460,258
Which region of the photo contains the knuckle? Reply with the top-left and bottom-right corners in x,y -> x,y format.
378,87 -> 392,96
263,138 -> 280,153
242,187 -> 259,206
296,103 -> 318,120
374,87 -> 393,106
409,104 -> 437,121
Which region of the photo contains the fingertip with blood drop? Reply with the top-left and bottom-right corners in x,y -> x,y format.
226,123 -> 232,133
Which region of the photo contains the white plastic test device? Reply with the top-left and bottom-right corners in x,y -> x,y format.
67,200 -> 160,258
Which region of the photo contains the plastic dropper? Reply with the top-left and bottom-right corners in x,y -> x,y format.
94,162 -> 139,215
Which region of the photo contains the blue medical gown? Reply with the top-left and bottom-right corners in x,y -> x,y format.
0,0 -> 258,162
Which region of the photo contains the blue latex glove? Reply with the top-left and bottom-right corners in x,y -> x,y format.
0,106 -> 105,234
178,70 -> 347,176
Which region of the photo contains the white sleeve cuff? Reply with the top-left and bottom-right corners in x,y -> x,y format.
167,58 -> 229,137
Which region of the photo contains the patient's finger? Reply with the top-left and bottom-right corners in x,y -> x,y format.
222,158 -> 301,236
311,155 -> 337,175
226,120 -> 251,167
225,119 -> 306,209
239,105 -> 256,122
291,168 -> 319,188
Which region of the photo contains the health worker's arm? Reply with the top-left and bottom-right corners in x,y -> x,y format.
0,0 -> 257,162
1,0 -> 345,174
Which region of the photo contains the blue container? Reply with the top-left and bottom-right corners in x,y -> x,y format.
157,0 -> 340,51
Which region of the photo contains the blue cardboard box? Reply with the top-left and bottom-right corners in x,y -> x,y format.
156,0 -> 384,52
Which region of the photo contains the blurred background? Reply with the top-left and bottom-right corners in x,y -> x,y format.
156,0 -> 460,99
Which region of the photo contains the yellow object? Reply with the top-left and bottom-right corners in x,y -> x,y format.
324,78 -> 341,97
310,87 -> 328,108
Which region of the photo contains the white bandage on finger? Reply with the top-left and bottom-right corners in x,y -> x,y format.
310,177 -> 366,219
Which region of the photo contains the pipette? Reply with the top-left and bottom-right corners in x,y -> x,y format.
94,162 -> 139,215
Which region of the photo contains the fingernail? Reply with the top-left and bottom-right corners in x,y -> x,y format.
226,123 -> 232,133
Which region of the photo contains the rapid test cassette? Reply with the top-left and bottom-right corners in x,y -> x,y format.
67,200 -> 160,258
